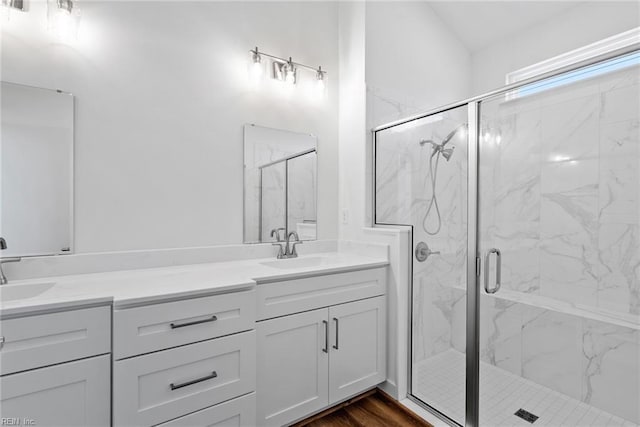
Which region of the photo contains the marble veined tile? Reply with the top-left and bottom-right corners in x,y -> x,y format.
479,295 -> 522,376
489,109 -> 542,224
599,119 -> 639,225
540,160 -> 599,306
491,221 -> 540,294
522,307 -> 583,400
599,64 -> 640,93
541,94 -> 599,161
600,84 -> 640,124
412,279 -> 463,362
581,319 -> 640,424
598,223 -> 640,316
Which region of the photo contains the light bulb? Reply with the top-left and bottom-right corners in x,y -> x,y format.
284,58 -> 296,85
249,48 -> 263,81
315,67 -> 325,93
48,0 -> 80,43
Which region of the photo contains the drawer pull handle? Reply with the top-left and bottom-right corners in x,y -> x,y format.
170,371 -> 218,390
170,315 -> 218,329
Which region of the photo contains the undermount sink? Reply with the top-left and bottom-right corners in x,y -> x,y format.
0,282 -> 56,302
261,256 -> 331,270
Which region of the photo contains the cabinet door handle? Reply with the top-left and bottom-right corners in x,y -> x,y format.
332,317 -> 339,350
0,336 -> 4,350
170,315 -> 217,329
170,371 -> 217,390
322,320 -> 328,353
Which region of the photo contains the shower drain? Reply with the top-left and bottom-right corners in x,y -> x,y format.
514,408 -> 539,423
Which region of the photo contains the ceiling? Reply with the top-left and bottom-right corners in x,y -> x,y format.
428,1 -> 584,52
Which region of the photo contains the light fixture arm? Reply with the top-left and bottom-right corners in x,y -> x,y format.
249,47 -> 328,75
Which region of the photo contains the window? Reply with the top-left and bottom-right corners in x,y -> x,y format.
507,27 -> 640,98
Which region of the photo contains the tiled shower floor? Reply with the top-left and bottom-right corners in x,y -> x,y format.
413,349 -> 638,427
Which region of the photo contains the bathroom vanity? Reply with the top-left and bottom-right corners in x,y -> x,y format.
0,252 -> 388,427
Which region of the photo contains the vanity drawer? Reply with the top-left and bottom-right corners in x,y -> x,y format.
113,330 -> 256,427
256,267 -> 386,320
0,306 -> 111,376
156,392 -> 256,427
113,290 -> 255,359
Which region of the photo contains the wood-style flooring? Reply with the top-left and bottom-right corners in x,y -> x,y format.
292,389 -> 433,427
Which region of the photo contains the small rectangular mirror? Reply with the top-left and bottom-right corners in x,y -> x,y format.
243,124 -> 317,243
1,82 -> 74,257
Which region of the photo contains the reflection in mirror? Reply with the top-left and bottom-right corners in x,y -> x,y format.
243,124 -> 317,243
0,82 -> 74,257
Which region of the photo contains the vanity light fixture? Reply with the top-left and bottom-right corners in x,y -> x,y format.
248,46 -> 327,91
1,0 -> 23,21
1,0 -> 24,11
47,0 -> 81,42
250,46 -> 264,79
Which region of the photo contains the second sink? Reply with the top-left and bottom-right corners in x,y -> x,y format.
0,282 -> 56,302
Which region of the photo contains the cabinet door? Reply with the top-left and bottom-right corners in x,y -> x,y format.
328,296 -> 386,403
256,308 -> 329,426
0,355 -> 110,427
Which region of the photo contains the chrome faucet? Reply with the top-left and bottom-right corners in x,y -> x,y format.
272,231 -> 303,259
0,238 -> 21,285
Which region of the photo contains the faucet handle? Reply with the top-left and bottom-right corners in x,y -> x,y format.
270,228 -> 286,242
272,242 -> 285,259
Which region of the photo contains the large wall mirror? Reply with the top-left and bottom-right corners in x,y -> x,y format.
0,82 -> 74,257
243,124 -> 317,243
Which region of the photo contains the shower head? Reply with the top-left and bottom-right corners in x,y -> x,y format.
440,147 -> 454,161
418,123 -> 466,162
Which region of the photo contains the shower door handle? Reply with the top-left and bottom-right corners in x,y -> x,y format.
484,248 -> 501,294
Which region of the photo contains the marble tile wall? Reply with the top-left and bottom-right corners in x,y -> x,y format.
477,65 -> 639,315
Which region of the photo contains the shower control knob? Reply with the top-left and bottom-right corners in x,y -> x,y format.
415,242 -> 439,262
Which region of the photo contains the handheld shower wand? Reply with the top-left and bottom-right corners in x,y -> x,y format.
419,123 -> 467,235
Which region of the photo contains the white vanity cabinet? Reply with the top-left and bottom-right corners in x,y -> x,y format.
256,268 -> 387,426
112,289 -> 257,427
0,306 -> 112,427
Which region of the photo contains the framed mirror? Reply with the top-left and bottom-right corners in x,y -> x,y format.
0,82 -> 74,257
243,124 -> 317,243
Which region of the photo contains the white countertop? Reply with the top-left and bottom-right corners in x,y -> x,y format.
0,252 -> 388,318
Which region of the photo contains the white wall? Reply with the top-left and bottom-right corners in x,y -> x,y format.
1,1 -> 339,253
471,1 -> 640,94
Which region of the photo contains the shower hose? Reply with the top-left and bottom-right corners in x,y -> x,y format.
422,149 -> 442,235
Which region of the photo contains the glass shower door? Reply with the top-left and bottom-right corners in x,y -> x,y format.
375,104 -> 470,426
476,53 -> 640,427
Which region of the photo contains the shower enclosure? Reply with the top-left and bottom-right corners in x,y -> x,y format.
374,48 -> 639,426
